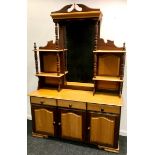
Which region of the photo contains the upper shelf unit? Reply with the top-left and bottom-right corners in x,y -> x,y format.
93,39 -> 126,96
33,42 -> 68,91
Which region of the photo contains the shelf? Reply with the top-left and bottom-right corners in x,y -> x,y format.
93,50 -> 125,53
93,76 -> 123,82
36,71 -> 68,78
33,49 -> 67,52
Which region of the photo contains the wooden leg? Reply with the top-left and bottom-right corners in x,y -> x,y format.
98,143 -> 119,153
32,132 -> 48,138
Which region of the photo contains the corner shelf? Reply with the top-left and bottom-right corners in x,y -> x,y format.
93,50 -> 126,53
36,71 -> 68,78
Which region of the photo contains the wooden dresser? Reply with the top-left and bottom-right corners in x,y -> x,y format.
28,4 -> 126,153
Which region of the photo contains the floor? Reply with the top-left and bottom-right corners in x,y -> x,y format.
27,120 -> 127,155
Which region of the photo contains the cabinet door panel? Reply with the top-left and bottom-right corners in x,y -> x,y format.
88,112 -> 120,148
34,109 -> 54,134
90,116 -> 115,145
60,109 -> 86,141
31,105 -> 57,136
61,112 -> 82,140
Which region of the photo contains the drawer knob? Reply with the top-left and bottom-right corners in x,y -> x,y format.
69,104 -> 72,108
88,127 -> 90,130
58,122 -> 61,126
101,108 -> 104,112
40,101 -> 44,105
53,121 -> 56,125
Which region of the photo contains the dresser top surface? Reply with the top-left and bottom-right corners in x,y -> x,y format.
28,89 -> 123,106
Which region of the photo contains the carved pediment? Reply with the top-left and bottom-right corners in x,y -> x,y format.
39,40 -> 57,50
51,4 -> 102,21
97,38 -> 125,50
51,4 -> 100,14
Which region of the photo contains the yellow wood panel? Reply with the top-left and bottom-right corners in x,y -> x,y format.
98,55 -> 120,76
43,54 -> 57,72
87,104 -> 120,114
28,89 -> 123,106
61,112 -> 82,140
45,77 -> 59,85
58,100 -> 86,110
90,116 -> 115,145
34,109 -> 54,135
97,81 -> 119,91
31,97 -> 56,106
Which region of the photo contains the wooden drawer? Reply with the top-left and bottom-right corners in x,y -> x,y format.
87,103 -> 120,114
30,97 -> 56,106
58,100 -> 86,110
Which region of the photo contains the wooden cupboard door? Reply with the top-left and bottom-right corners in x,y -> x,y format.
32,105 -> 56,136
88,112 -> 120,148
60,109 -> 86,141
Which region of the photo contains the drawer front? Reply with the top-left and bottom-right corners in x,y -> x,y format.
31,97 -> 56,106
87,103 -> 120,114
58,100 -> 86,110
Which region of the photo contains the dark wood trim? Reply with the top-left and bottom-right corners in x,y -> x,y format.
34,42 -> 39,74
113,113 -> 120,148
56,52 -> 60,76
93,53 -> 97,77
55,22 -> 59,50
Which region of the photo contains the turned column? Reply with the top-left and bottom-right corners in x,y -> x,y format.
55,22 -> 59,50
34,42 -> 39,74
93,21 -> 99,77
55,22 -> 60,76
119,43 -> 126,96
56,52 -> 60,76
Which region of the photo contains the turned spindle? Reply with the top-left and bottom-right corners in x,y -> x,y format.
34,42 -> 39,74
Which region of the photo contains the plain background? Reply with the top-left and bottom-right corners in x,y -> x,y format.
27,0 -> 127,136
0,0 -> 155,155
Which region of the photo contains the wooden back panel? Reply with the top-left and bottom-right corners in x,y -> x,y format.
98,55 -> 120,76
97,81 -> 119,91
42,54 -> 57,72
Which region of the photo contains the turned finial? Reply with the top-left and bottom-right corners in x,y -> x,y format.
123,42 -> 126,50
34,42 -> 37,50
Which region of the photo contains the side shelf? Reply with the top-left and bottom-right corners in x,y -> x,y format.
93,49 -> 126,95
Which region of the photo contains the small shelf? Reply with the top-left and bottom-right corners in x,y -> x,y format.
93,76 -> 123,82
33,49 -> 67,52
93,50 -> 125,53
36,71 -> 68,78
